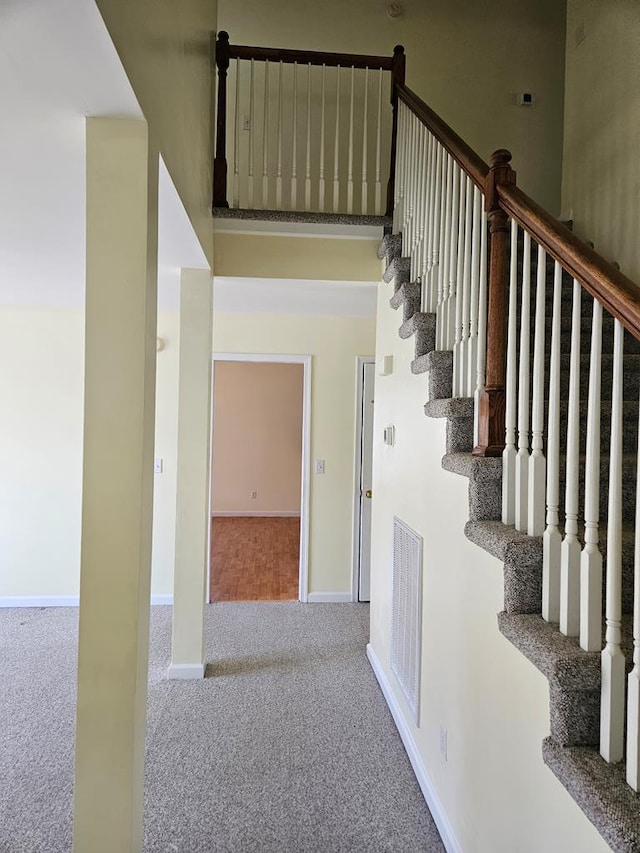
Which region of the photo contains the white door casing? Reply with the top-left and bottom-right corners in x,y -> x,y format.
353,358 -> 375,602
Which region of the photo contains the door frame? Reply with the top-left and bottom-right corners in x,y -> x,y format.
351,356 -> 376,602
209,352 -> 312,602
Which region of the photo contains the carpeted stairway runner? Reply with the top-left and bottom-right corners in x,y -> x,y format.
0,603 -> 445,853
381,229 -> 640,852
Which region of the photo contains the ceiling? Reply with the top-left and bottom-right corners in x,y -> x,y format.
0,0 -> 208,310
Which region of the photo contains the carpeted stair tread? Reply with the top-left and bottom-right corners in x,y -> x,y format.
424,397 -> 474,419
464,520 -> 541,563
390,281 -> 420,311
383,255 -> 411,286
414,351 -> 453,401
441,452 -> 502,482
497,612 -> 600,688
400,311 -> 435,339
542,739 -> 640,853
378,233 -> 402,261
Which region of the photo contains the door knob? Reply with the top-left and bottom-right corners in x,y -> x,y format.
365,489 -> 373,499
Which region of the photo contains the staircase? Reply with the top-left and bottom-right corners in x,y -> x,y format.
380,230 -> 640,852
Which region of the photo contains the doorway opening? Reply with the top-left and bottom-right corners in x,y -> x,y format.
209,354 -> 311,603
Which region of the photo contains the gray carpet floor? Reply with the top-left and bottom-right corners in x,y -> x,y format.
1,603 -> 445,853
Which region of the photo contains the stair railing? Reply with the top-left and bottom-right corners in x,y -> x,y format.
392,81 -> 640,791
213,32 -> 405,215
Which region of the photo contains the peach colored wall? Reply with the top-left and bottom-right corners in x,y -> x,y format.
211,361 -> 303,514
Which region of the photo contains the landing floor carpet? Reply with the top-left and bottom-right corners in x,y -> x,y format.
0,603 -> 445,852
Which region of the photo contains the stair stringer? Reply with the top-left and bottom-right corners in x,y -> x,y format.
384,237 -> 640,853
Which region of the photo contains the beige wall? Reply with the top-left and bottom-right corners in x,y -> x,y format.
562,0 -> 640,282
95,0 -> 218,265
213,233 -> 381,281
0,305 -> 181,601
218,0 -> 566,212
213,312 -> 375,595
0,307 -> 84,598
212,361 -> 303,514
368,275 -> 612,852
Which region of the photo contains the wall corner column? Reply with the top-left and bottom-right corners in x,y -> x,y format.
169,268 -> 214,679
73,117 -> 158,853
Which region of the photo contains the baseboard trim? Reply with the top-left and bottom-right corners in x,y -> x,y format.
211,511 -> 301,518
0,594 -> 174,608
366,643 -> 462,853
307,592 -> 352,603
0,595 -> 80,608
167,662 -> 205,680
150,594 -> 174,606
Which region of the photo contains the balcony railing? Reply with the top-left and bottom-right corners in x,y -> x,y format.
213,32 -> 405,216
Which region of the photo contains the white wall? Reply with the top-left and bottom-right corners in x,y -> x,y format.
213,312 -> 375,597
212,361 -> 303,514
368,276 -> 612,852
562,0 -> 640,282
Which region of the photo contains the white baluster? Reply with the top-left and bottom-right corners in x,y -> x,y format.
542,261 -> 563,621
502,219 -> 519,526
375,67 -> 383,215
473,207 -> 488,448
233,58 -> 240,207
528,244 -> 547,536
560,281 -> 583,636
333,65 -> 341,213
404,114 -> 415,257
347,66 -> 355,214
421,133 -> 435,294
600,318 -> 626,762
291,62 -> 298,210
262,60 -> 269,209
437,154 -> 453,351
579,298 -> 603,647
626,397 -> 640,790
413,124 -> 425,285
248,58 -> 255,208
419,125 -> 428,279
305,63 -> 312,212
515,231 -> 532,532
392,100 -> 404,233
361,67 -> 369,215
276,61 -> 283,209
452,169 -> 465,394
466,185 -> 481,397
459,175 -> 473,396
445,162 -> 461,352
319,64 -> 326,213
428,142 -> 443,314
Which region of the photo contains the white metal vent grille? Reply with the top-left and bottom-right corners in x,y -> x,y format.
391,516 -> 423,724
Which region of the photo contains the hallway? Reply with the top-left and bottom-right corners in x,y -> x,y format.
1,603 -> 444,852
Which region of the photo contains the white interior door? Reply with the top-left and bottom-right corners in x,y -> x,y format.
358,362 -> 375,601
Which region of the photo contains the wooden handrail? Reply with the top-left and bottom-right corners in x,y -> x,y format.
396,84 -> 489,191
228,43 -> 394,71
498,183 -> 640,341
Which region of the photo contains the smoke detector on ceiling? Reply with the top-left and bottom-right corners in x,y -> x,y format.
387,3 -> 403,19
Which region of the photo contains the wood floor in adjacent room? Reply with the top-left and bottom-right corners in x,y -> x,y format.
209,516 -> 300,602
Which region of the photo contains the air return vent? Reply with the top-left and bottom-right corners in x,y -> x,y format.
391,517 -> 423,724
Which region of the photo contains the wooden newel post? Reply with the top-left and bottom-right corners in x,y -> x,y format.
385,44 -> 405,218
213,30 -> 230,209
472,148 -> 516,457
